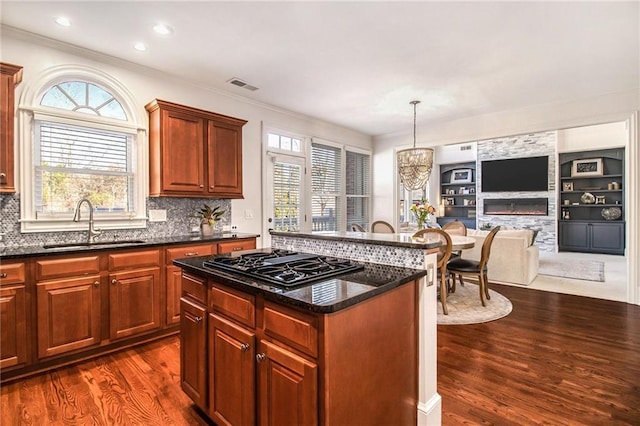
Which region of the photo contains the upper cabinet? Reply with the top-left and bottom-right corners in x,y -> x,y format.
0,63 -> 23,194
146,99 -> 247,198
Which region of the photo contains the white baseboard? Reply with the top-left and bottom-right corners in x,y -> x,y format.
417,393 -> 442,425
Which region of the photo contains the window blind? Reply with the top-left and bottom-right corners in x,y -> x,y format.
311,143 -> 341,231
346,150 -> 370,228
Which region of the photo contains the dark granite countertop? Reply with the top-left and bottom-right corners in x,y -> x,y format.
173,248 -> 428,314
0,233 -> 260,260
270,230 -> 442,249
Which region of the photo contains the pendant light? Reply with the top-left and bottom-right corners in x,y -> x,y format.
397,100 -> 434,190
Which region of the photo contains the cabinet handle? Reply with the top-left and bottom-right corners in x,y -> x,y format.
256,353 -> 266,363
0,272 -> 7,278
0,173 -> 5,180
233,247 -> 243,251
199,184 -> 204,188
184,251 -> 198,256
111,279 -> 118,285
195,316 -> 203,324
94,281 -> 100,287
240,343 -> 250,352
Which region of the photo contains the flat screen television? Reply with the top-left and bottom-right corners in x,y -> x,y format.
481,156 -> 548,192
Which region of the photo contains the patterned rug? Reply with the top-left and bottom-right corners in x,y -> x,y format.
437,282 -> 513,325
538,254 -> 605,282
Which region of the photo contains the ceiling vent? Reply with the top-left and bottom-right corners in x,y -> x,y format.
460,145 -> 472,151
227,77 -> 259,91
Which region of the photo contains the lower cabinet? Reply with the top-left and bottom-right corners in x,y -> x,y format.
559,221 -> 625,255
209,313 -> 256,426
180,296 -> 207,410
0,262 -> 28,369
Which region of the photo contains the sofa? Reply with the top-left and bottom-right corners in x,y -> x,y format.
460,229 -> 539,285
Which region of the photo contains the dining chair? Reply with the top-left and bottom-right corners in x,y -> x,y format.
447,226 -> 501,307
371,220 -> 395,233
442,220 -> 467,259
350,223 -> 366,232
413,228 -> 453,315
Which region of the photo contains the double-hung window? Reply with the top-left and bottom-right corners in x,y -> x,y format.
20,75 -> 146,232
346,149 -> 371,229
311,142 -> 342,231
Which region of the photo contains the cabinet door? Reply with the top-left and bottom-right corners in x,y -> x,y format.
559,222 -> 589,251
590,222 -> 625,254
166,265 -> 183,326
209,314 -> 256,426
0,63 -> 22,193
109,267 -> 161,340
207,120 -> 243,198
257,340 -> 318,426
0,284 -> 27,369
181,297 -> 207,410
217,238 -> 256,254
160,108 -> 206,194
37,276 -> 101,359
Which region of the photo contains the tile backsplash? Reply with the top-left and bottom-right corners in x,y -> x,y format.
0,194 -> 230,248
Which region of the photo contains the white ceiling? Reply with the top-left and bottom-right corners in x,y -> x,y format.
1,1 -> 638,137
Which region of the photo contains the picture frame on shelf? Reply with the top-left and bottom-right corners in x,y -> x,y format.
563,182 -> 573,191
595,195 -> 606,205
450,168 -> 472,184
571,158 -> 603,177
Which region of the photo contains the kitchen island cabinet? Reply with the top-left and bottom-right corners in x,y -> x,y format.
175,252 -> 427,425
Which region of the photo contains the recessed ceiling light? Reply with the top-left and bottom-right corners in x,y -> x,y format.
153,23 -> 173,36
54,16 -> 71,27
133,42 -> 147,52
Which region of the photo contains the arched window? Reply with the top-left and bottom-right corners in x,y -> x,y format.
19,67 -> 146,232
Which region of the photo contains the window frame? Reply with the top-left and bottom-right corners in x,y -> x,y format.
17,65 -> 147,233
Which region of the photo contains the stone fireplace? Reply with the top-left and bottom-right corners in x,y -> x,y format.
483,198 -> 548,216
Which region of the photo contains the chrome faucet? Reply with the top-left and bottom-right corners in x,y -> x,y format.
73,198 -> 101,243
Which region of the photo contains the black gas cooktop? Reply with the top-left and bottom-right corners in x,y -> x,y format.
202,249 -> 363,287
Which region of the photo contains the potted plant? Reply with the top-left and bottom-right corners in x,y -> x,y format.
197,204 -> 225,236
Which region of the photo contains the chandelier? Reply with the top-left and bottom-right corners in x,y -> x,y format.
397,100 -> 434,190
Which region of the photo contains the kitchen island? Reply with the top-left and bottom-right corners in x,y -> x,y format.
174,231 -> 441,425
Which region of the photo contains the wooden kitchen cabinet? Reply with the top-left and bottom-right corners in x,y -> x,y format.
217,238 -> 256,254
180,294 -> 208,411
146,99 -> 247,198
166,243 -> 216,325
0,262 -> 28,369
209,313 -> 256,426
35,255 -> 102,359
0,62 -> 23,194
108,249 -> 161,340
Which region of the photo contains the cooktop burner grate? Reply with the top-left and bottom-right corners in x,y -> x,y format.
202,250 -> 363,287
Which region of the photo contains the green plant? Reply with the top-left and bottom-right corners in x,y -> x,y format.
197,204 -> 224,225
480,223 -> 492,230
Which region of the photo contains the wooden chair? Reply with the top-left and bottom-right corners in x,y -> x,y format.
413,228 -> 453,315
442,220 -> 467,259
447,226 -> 501,307
371,220 -> 395,233
350,223 -> 366,232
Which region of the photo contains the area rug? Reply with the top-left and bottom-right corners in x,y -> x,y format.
437,283 -> 512,325
538,254 -> 605,282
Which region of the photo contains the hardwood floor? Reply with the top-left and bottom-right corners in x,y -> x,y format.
438,283 -> 640,425
1,284 -> 638,425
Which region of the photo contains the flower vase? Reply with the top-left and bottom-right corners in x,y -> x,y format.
201,223 -> 214,236
416,218 -> 426,230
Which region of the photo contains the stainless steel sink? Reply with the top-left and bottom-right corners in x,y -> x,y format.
43,239 -> 146,249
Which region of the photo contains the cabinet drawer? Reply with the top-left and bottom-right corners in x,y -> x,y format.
210,284 -> 255,328
0,262 -> 25,285
36,256 -> 100,280
167,244 -> 215,264
263,302 -> 318,357
109,249 -> 160,270
181,273 -> 207,304
217,239 -> 256,254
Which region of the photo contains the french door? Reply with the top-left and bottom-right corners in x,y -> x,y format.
264,154 -> 306,246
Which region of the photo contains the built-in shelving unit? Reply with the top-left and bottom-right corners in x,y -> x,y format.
558,148 -> 625,255
437,162 -> 476,229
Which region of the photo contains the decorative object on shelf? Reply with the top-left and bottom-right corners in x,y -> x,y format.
397,100 -> 434,190
571,158 -> 603,177
450,168 -> 473,184
410,198 -> 436,230
601,207 -> 622,221
196,204 -> 225,236
563,199 -> 570,205
563,182 -> 574,191
595,195 -> 606,205
562,209 -> 570,220
445,197 -> 455,205
612,181 -> 620,190
580,192 -> 595,204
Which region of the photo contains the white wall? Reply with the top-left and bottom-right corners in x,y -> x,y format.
2,30 -> 372,246
557,121 -> 627,152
